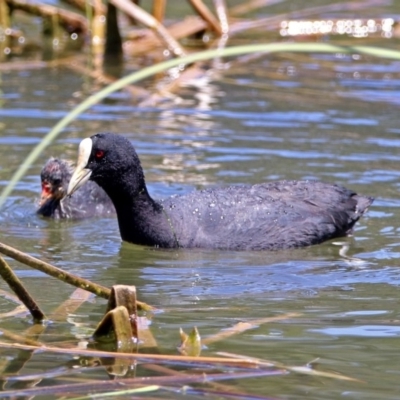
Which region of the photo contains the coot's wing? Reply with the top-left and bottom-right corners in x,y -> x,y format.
163,181 -> 372,250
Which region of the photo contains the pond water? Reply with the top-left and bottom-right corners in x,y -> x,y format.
1,0 -> 400,398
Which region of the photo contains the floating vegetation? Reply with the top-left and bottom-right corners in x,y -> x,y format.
0,240 -> 361,398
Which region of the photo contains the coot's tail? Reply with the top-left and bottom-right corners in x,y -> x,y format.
355,195 -> 374,216
346,195 -> 374,235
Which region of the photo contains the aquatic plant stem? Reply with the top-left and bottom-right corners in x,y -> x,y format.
0,43 -> 399,207
0,255 -> 46,322
0,340 -> 266,367
0,241 -> 110,297
0,242 -> 153,311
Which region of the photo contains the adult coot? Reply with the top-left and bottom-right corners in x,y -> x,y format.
38,157 -> 115,219
67,133 -> 373,250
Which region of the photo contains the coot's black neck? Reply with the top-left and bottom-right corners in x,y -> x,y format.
100,180 -> 178,248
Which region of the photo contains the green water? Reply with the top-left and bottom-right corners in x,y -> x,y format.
0,0 -> 400,398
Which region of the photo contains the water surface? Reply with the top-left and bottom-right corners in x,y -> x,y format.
1,1 -> 400,398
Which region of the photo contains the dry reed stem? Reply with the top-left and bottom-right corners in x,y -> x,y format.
64,57 -> 150,99
0,242 -> 110,297
0,304 -> 27,319
60,0 -> 102,13
218,351 -> 361,382
5,0 -> 87,34
213,0 -> 229,34
152,0 -> 166,23
0,369 -> 280,398
0,255 -> 46,321
188,0 -> 222,35
203,312 -> 302,345
0,328 -> 44,347
140,362 -> 249,397
0,340 -> 265,368
50,288 -> 93,322
110,0 -> 186,57
0,241 -> 153,312
0,288 -> 24,305
0,0 -> 11,52
125,16 -> 207,56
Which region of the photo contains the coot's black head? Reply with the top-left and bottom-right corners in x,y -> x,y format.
67,133 -> 145,197
39,157 -> 72,206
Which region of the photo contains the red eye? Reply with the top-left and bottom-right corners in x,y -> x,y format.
95,150 -> 105,160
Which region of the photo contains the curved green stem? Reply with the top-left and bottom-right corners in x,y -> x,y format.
1,43 -> 400,207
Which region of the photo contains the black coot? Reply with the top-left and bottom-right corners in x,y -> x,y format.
38,157 -> 115,219
67,133 -> 373,250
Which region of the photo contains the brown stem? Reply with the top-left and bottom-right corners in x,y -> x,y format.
0,340 -> 264,367
60,0 -> 105,14
0,242 -> 153,311
0,256 -> 45,322
188,0 -> 222,35
110,0 -> 186,57
152,0 -> 166,23
0,242 -> 110,298
5,0 -> 87,34
125,16 -> 207,57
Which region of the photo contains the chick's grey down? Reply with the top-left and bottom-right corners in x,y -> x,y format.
37,157 -> 115,219
67,133 -> 373,251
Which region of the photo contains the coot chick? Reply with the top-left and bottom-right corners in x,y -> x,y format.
38,157 -> 115,219
67,133 -> 373,250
